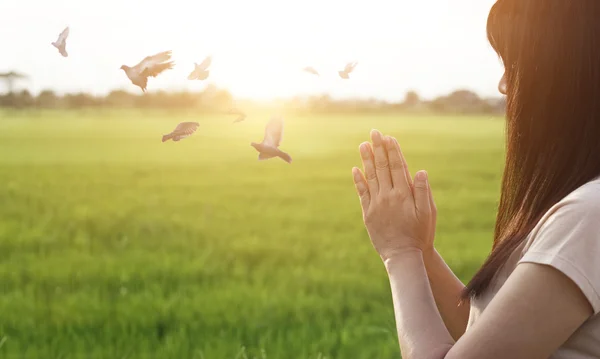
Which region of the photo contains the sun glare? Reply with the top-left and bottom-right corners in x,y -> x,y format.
0,0 -> 500,100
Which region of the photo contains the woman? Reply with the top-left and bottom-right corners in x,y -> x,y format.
352,1 -> 600,358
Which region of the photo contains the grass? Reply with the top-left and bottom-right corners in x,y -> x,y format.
0,109 -> 505,358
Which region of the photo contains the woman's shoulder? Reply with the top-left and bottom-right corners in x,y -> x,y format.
521,177 -> 600,314
523,177 -> 600,243
558,176 -> 600,212
525,177 -> 600,249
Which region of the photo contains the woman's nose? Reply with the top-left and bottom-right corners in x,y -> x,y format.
498,74 -> 507,95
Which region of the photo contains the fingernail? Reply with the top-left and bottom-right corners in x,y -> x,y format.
371,130 -> 382,146
416,170 -> 428,183
359,143 -> 370,158
385,136 -> 393,148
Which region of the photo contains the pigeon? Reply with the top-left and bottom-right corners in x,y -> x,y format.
120,51 -> 175,92
227,108 -> 246,123
162,122 -> 199,142
338,62 -> 358,79
51,27 -> 70,57
233,114 -> 246,123
188,56 -> 212,80
250,116 -> 292,163
227,108 -> 243,115
302,66 -> 319,76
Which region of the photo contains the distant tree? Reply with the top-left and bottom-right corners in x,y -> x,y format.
15,90 -> 34,108
105,90 -> 135,107
429,89 -> 484,114
0,71 -> 28,95
403,90 -> 420,108
211,89 -> 233,110
428,97 -> 446,112
308,94 -> 333,112
64,92 -> 100,108
0,71 -> 29,107
446,89 -> 480,105
196,83 -> 219,107
167,91 -> 201,109
135,91 -> 160,108
37,89 -> 59,108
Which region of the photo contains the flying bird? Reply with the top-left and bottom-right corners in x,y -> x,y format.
338,62 -> 358,79
233,114 -> 246,123
51,27 -> 70,57
227,108 -> 243,115
188,56 -> 212,80
227,108 -> 246,123
250,116 -> 292,163
302,66 -> 319,76
120,51 -> 175,92
162,122 -> 199,142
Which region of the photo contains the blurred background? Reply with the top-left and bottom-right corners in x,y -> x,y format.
0,0 -> 504,358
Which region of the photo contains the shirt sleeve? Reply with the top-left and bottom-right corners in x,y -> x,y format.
518,196 -> 600,314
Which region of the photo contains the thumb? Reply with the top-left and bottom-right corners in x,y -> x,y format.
352,167 -> 371,214
413,170 -> 431,221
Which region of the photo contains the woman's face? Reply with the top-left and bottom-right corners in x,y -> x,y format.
498,71 -> 507,95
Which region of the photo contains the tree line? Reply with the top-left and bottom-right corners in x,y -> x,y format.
0,83 -> 505,115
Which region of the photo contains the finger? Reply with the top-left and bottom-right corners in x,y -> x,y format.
370,129 -> 392,191
360,142 -> 379,194
428,179 -> 437,226
393,137 -> 414,191
352,167 -> 370,213
413,170 -> 431,222
385,136 -> 412,193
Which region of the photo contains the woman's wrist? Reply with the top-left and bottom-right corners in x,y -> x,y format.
423,246 -> 436,267
383,248 -> 424,274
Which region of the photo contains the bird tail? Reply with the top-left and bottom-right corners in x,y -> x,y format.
277,150 -> 292,163
162,134 -> 172,142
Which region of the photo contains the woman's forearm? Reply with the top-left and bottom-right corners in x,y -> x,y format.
423,249 -> 471,340
385,249 -> 454,359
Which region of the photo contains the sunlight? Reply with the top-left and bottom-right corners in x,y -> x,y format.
0,0 -> 500,100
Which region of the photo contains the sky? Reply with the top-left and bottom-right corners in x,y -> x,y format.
0,0 -> 502,102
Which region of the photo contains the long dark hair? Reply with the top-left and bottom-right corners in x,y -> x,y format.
463,0 -> 600,299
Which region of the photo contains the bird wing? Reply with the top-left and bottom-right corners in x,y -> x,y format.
56,27 -> 69,44
188,65 -> 199,80
304,67 -> 318,75
262,117 -> 283,148
172,122 -> 199,135
198,56 -> 212,70
228,108 -> 244,115
258,153 -> 275,161
345,62 -> 357,73
134,50 -> 172,73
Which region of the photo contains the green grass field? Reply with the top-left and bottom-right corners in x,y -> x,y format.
0,110 -> 505,358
